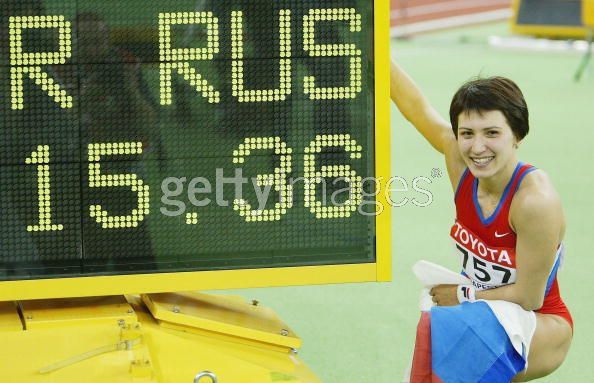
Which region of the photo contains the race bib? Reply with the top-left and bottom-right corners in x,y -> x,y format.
451,221 -> 516,290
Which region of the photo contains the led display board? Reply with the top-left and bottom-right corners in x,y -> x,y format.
0,0 -> 390,300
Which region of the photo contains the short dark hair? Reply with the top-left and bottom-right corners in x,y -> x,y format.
449,76 -> 529,140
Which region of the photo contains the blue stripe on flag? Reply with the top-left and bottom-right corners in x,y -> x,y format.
431,301 -> 526,383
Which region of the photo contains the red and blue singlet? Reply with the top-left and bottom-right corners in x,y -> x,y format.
451,162 -> 573,328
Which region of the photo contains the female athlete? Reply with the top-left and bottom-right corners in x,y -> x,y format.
390,61 -> 573,381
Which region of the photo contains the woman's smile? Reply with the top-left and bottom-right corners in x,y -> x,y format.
470,156 -> 495,167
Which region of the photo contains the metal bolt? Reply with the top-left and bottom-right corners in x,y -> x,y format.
172,306 -> 180,313
194,371 -> 217,383
118,319 -> 126,327
280,329 -> 289,336
290,348 -> 298,355
127,308 -> 134,314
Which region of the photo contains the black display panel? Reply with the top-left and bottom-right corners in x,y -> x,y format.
517,0 -> 582,26
0,0 -> 375,279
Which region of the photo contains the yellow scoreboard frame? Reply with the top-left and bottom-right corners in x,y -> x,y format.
0,0 -> 391,301
584,0 -> 594,27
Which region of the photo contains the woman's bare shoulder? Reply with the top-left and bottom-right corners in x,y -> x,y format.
510,168 -> 565,238
515,168 -> 561,204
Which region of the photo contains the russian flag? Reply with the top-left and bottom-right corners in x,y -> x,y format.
410,302 -> 526,383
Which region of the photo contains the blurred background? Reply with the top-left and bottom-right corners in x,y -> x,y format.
228,1 -> 594,382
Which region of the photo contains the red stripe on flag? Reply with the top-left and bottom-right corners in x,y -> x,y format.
410,312 -> 444,383
410,312 -> 432,383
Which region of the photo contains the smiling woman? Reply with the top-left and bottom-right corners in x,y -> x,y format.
390,60 -> 573,382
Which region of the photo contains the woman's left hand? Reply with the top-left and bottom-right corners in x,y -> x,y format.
429,284 -> 459,306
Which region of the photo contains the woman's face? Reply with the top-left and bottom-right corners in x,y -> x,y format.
457,110 -> 519,179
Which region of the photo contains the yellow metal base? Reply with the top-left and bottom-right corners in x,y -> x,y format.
0,293 -> 320,383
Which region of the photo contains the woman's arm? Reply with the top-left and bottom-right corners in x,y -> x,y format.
390,60 -> 454,154
390,60 -> 465,189
475,180 -> 562,310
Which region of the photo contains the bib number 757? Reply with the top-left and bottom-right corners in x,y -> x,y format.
456,244 -> 514,287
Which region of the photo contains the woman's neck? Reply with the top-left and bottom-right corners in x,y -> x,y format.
476,159 -> 520,197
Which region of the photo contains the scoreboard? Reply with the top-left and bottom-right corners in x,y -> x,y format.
0,0 -> 390,300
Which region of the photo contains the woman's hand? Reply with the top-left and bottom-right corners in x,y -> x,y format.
429,284 -> 459,306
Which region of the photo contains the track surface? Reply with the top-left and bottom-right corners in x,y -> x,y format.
391,0 -> 511,35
